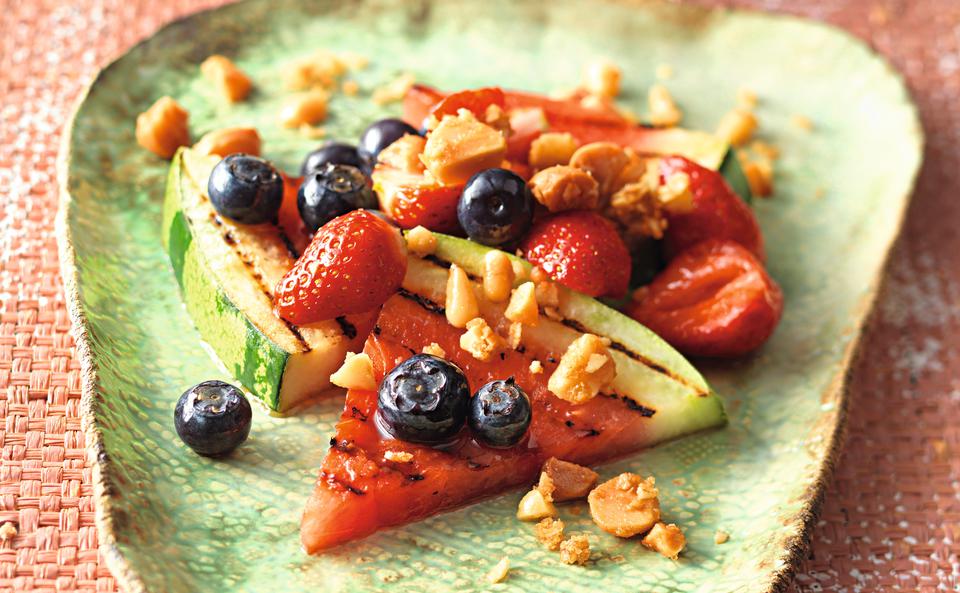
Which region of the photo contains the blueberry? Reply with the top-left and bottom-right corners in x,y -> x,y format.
297,164 -> 378,232
468,377 -> 532,448
457,168 -> 534,247
300,142 -> 373,176
207,154 -> 283,224
377,354 -> 470,445
174,380 -> 252,457
359,118 -> 420,158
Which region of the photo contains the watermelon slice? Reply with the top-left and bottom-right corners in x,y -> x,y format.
300,235 -> 726,552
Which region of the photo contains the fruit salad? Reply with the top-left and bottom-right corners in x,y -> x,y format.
152,55 -> 783,562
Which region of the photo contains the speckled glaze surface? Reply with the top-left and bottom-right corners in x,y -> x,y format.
57,0 -> 921,591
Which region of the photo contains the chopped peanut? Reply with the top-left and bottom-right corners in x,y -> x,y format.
537,471 -> 556,501
642,522 -> 686,559
504,282 -> 539,326
588,473 -> 660,538
372,72 -> 415,105
529,166 -> 600,212
422,342 -> 446,358
507,322 -> 523,349
538,458 -> 599,502
715,108 -> 758,147
0,523 -> 16,541
528,132 -> 579,170
283,50 -> 347,90
484,103 -> 512,136
548,334 -> 616,404
378,134 -> 427,173
341,79 -> 360,96
136,96 -> 190,159
738,151 -> 774,197
406,225 -> 437,256
200,55 -> 252,103
383,450 -> 414,463
714,529 -> 730,544
658,172 -> 695,214
460,317 -> 504,361
569,142 -> 630,199
529,360 -> 544,374
534,280 -> 560,308
445,264 -> 479,328
483,250 -> 515,303
613,149 -> 649,189
279,89 -> 328,128
517,488 -> 558,521
583,59 -> 621,99
534,517 -> 566,551
648,84 -> 682,127
421,110 -> 507,185
329,352 -> 377,391
485,557 -> 510,584
193,127 -> 261,158
559,535 -> 591,565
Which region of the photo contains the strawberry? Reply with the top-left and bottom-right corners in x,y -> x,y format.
626,239 -> 782,358
659,156 -> 764,260
371,165 -> 463,234
521,211 -> 631,299
428,87 -> 505,121
275,210 -> 407,325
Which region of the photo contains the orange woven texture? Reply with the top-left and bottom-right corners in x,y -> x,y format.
0,0 -> 957,591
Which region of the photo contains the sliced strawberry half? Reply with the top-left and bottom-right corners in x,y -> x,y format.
275,210 -> 407,325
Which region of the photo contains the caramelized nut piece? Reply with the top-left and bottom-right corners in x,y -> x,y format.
482,250 -> 515,303
504,282 -> 539,326
406,225 -> 437,256
279,89 -> 329,128
329,352 -> 377,391
282,50 -> 347,90
135,96 -> 190,159
714,529 -> 730,545
534,517 -> 566,551
200,55 -> 253,103
383,450 -> 414,463
507,322 -> 523,349
738,152 -> 774,197
559,535 -> 591,565
528,132 -> 579,170
569,142 -> 630,199
193,127 -> 261,158
460,317 -> 505,361
642,522 -> 686,559
648,84 -> 682,127
588,473 -> 661,538
529,166 -> 600,212
0,522 -> 17,541
609,181 -> 668,240
613,148 -> 649,189
445,264 -> 479,328
517,488 -> 558,521
584,59 -> 622,99
548,334 -> 616,404
715,108 -> 758,147
421,111 -> 507,185
658,172 -> 695,214
378,134 -> 427,173
529,360 -> 544,374
534,280 -> 560,308
538,458 -> 599,502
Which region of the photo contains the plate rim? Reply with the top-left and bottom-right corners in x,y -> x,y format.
54,2 -> 924,592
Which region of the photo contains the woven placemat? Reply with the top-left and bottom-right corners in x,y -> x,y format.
0,0 -> 956,591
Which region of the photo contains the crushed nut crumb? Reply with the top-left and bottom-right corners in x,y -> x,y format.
372,72 -> 415,105
422,342 -> 446,358
484,556 -> 510,583
559,535 -> 591,565
658,172 -> 695,214
642,522 -> 686,559
714,529 -> 730,544
609,179 -> 668,240
648,84 -> 682,127
505,282 -> 539,326
517,487 -> 558,521
0,523 -> 16,541
136,96 -> 190,159
569,142 -> 630,199
529,166 -> 600,212
460,317 -> 505,361
384,450 -> 414,463
539,457 -> 598,502
583,59 -> 621,99
279,89 -> 329,128
528,132 -> 580,170
715,108 -> 758,147
406,225 -> 437,256
534,517 -> 566,551
507,321 -> 523,349
329,352 -> 377,391
200,55 -> 252,103
548,334 -> 617,404
529,360 -> 544,374
445,264 -> 480,328
589,473 -> 661,538
535,280 -> 560,308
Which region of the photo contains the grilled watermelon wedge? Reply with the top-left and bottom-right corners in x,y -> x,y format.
301,234 -> 725,552
162,148 -> 374,413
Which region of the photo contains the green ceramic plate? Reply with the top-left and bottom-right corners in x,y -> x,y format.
57,1 -> 922,591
